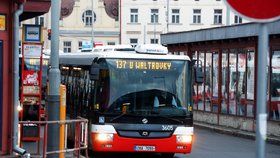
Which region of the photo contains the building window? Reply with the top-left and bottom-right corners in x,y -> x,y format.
171,9 -> 180,24
234,15 -> 242,24
214,9 -> 222,24
63,41 -> 72,53
193,9 -> 201,24
151,9 -> 159,23
150,38 -> 158,44
82,10 -> 96,26
130,38 -> 138,47
35,16 -> 44,26
78,41 -> 82,50
130,9 -> 138,23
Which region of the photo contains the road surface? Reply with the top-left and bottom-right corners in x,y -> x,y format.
91,127 -> 280,158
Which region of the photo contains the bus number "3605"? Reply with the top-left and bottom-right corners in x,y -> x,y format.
162,125 -> 174,131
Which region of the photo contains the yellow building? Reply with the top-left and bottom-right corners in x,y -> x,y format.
21,0 -> 120,53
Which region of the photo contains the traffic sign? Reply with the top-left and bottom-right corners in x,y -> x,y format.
226,0 -> 280,22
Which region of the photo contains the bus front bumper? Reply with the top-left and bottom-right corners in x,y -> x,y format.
91,133 -> 192,154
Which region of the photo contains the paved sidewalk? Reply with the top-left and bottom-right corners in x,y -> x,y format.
194,121 -> 280,145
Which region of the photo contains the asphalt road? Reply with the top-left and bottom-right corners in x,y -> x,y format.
23,127 -> 280,158
90,127 -> 280,158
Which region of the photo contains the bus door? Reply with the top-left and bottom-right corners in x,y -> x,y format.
0,40 -> 3,149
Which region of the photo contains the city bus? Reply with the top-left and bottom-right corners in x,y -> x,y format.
59,44 -> 199,157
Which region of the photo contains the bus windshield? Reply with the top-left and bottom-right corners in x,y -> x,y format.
96,59 -> 189,116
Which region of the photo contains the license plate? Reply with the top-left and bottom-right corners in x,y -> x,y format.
134,145 -> 156,151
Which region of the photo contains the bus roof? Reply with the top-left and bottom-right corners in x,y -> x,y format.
59,51 -> 191,66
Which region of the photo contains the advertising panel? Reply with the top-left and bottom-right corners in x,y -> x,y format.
23,43 -> 42,58
0,14 -> 6,31
82,41 -> 93,51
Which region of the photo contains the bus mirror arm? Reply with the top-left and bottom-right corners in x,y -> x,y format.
192,59 -> 204,84
194,67 -> 204,84
90,63 -> 100,81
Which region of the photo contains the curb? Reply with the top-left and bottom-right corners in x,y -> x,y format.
194,122 -> 280,146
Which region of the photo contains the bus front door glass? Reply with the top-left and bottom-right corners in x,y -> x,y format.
270,50 -> 280,120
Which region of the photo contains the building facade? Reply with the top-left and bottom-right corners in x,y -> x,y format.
120,0 -> 250,46
59,0 -> 120,53
22,0 -> 251,53
21,0 -> 120,53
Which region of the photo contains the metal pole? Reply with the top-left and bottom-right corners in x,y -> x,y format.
47,0 -> 61,157
91,0 -> 94,47
13,3 -> 27,156
256,23 -> 268,158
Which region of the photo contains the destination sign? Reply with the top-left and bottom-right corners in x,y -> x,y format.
115,60 -> 172,70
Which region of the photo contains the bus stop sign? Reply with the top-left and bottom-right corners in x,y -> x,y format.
226,0 -> 280,22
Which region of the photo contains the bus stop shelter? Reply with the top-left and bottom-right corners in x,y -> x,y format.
161,20 -> 280,138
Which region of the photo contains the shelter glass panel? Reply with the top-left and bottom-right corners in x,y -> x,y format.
212,52 -> 219,113
205,52 -> 212,112
270,50 -> 280,120
198,51 -> 205,111
246,50 -> 255,117
192,51 -> 198,110
237,51 -> 246,116
221,51 -> 229,114
229,52 -> 237,115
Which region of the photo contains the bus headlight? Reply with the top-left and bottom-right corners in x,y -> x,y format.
176,135 -> 192,144
96,133 -> 114,142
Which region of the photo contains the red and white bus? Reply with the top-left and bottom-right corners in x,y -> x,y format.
59,44 -> 198,157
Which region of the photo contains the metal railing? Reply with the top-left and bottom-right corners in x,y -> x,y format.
19,117 -> 88,158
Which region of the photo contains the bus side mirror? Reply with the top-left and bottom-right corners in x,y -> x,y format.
194,67 -> 204,84
192,60 -> 204,84
90,63 -> 100,81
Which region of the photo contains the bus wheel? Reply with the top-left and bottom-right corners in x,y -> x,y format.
161,153 -> 175,158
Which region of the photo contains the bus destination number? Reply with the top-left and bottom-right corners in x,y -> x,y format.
162,125 -> 174,131
116,60 -> 172,70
